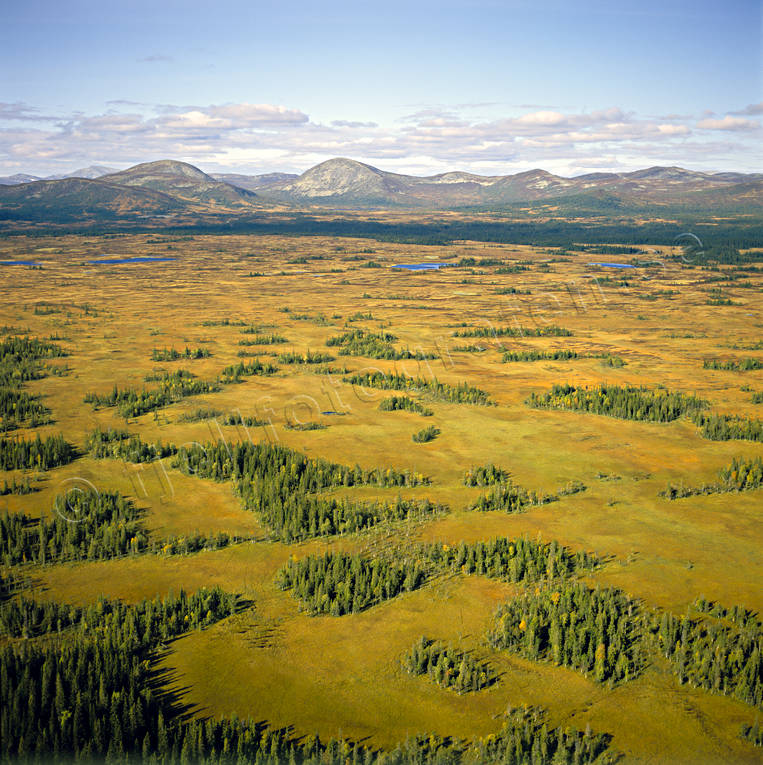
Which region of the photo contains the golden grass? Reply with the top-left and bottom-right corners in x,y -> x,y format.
1,231 -> 761,762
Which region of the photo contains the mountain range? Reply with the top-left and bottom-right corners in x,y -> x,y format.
0,157 -> 760,225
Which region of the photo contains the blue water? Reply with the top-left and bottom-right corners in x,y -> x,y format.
0,260 -> 41,266
89,256 -> 177,265
392,263 -> 448,271
587,262 -> 636,269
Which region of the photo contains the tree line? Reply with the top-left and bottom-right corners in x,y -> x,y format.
345,371 -> 495,406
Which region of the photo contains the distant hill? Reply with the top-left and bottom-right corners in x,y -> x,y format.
211,172 -> 298,191
0,157 -> 760,225
251,157 -> 763,211
45,165 -> 119,180
0,178 -> 184,222
101,160 -> 256,206
0,173 -> 42,186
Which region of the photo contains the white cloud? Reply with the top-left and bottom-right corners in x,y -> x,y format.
0,100 -> 759,177
697,115 -> 760,131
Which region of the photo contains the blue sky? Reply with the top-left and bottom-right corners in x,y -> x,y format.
1,0 -> 760,176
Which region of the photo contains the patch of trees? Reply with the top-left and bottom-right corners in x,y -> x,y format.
0,336 -> 66,430
175,440 -> 432,541
427,537 -> 598,583
454,325 -> 572,338
527,383 -> 707,422
379,395 -> 433,416
502,349 -> 577,362
0,490 -> 145,566
646,605 -> 762,707
276,551 -> 426,615
0,588 -> 238,762
752,391 -> 763,404
155,531 -> 237,556
402,636 -> 496,693
600,354 -> 626,368
178,407 -> 223,422
327,328 -> 437,361
276,349 -> 335,364
661,455 -> 763,499
692,412 -> 763,442
219,358 -> 278,382
0,433 -> 76,470
260,494 -> 442,543
487,582 -> 643,684
345,371 -> 495,406
238,333 -> 288,345
86,427 -> 177,462
1,488 -> 242,567
151,346 -> 211,361
463,464 -> 510,486
704,357 -> 763,371
279,537 -> 599,616
0,388 -> 50,430
412,425 -> 440,443
1,476 -> 35,495
0,585 -> 237,640
469,482 -> 557,513
466,706 -> 612,764
85,370 -> 221,418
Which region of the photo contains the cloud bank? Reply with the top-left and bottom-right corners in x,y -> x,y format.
0,100 -> 759,177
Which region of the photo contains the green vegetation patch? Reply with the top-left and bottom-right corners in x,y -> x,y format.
502,349 -> 577,362
402,636 -> 497,693
327,328 -> 437,360
527,383 -> 707,423
378,395 -> 433,416
454,325 -> 572,338
345,371 -> 495,406
661,455 -> 763,499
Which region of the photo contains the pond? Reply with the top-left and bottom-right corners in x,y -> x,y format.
392,263 -> 449,271
89,256 -> 177,265
0,260 -> 42,266
587,262 -> 636,269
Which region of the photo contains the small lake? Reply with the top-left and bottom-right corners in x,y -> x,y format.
0,260 -> 41,266
587,262 -> 636,269
89,256 -> 177,265
392,263 -> 449,271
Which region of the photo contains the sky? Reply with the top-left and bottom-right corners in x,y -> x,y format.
1,0 -> 761,177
